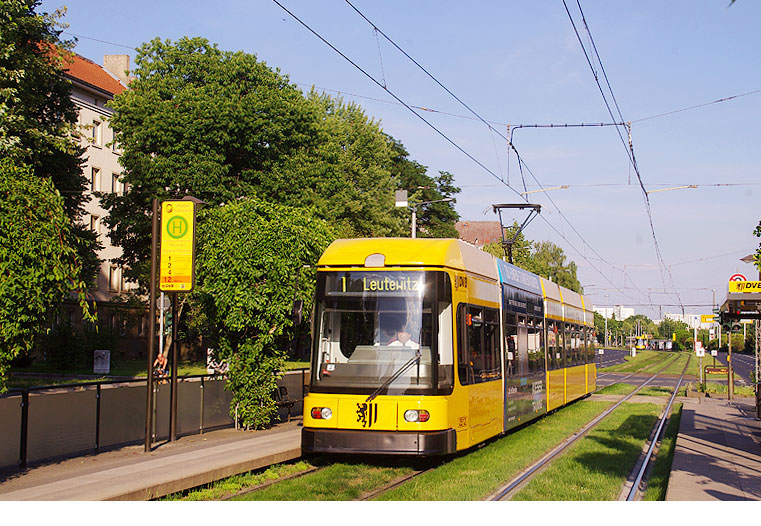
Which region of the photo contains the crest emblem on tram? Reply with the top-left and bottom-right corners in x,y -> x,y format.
357,402 -> 378,428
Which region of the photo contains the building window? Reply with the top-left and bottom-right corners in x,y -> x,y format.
109,265 -> 120,292
111,173 -> 124,194
92,120 -> 101,147
91,167 -> 101,192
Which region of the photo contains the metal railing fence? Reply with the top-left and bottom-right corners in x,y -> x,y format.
0,368 -> 308,470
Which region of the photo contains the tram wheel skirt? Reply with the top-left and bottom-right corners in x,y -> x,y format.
301,428 -> 457,456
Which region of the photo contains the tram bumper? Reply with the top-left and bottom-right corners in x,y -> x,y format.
301,428 -> 456,456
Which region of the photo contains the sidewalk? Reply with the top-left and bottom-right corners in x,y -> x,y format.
0,420 -> 302,501
666,396 -> 761,500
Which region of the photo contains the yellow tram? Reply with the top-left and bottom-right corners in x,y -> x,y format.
301,239 -> 596,455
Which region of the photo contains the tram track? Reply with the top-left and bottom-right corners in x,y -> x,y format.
355,466 -> 436,501
486,355 -> 683,501
622,354 -> 690,501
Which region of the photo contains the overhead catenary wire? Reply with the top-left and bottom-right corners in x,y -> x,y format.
562,0 -> 683,311
338,0 -> 649,304
275,0 -> 644,304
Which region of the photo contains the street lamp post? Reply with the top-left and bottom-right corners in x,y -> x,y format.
409,198 -> 453,238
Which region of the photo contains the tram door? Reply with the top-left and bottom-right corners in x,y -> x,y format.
505,315 -> 544,431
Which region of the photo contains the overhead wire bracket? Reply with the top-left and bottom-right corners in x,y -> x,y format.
491,203 -> 541,265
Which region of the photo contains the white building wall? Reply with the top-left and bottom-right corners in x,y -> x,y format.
72,83 -> 134,303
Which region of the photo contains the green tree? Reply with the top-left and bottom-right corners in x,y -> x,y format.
0,160 -> 92,391
0,0 -> 98,283
531,240 -> 583,293
194,197 -> 334,428
105,39 -> 407,290
622,314 -> 657,339
481,222 -> 534,270
657,317 -> 688,340
388,137 -> 460,238
104,37 -> 323,290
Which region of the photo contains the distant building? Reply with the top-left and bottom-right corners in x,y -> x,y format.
664,313 -> 710,330
594,305 -> 635,321
61,53 -> 147,358
455,221 -> 504,248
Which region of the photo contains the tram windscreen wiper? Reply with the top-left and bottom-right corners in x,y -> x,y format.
365,349 -> 421,403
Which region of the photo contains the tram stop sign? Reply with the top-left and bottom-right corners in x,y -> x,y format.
159,200 -> 196,292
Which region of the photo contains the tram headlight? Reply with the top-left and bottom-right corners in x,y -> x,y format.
311,407 -> 333,420
404,409 -> 430,423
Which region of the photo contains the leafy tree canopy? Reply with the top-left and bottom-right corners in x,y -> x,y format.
105,38 -> 432,290
388,137 -> 460,238
0,159 -> 92,391
193,196 -> 335,428
482,224 -> 583,293
0,0 -> 98,281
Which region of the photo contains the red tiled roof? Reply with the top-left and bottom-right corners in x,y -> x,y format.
455,221 -> 504,247
62,51 -> 126,97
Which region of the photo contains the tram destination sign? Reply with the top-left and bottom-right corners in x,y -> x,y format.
325,271 -> 425,297
159,200 -> 196,292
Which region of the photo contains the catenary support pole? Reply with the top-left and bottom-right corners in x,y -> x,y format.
145,198 -> 159,453
728,327 -> 734,400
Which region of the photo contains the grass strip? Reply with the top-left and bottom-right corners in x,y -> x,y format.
658,352 -> 696,377
595,383 -> 637,396
511,401 -> 661,501
161,461 -> 314,500
375,401 -> 613,501
234,460 -> 413,500
601,351 -> 674,374
684,381 -> 755,398
643,403 -> 683,501
637,386 -> 673,397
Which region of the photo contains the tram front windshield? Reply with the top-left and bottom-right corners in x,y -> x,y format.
311,271 -> 447,395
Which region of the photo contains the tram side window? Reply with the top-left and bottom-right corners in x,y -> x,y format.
528,318 -> 545,373
457,304 -> 500,385
586,328 -> 596,363
505,322 -> 517,377
547,321 -> 561,370
567,324 -> 577,366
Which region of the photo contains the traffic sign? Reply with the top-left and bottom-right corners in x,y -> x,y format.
700,314 -> 718,323
159,200 -> 196,292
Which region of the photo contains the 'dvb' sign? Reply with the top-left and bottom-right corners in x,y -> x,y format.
160,200 -> 196,292
729,281 -> 761,293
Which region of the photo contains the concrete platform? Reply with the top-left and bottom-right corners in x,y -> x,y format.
667,396 -> 761,501
0,420 -> 302,501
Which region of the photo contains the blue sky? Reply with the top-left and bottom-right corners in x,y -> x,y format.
42,0 -> 761,319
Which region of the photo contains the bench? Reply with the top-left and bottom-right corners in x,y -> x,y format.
273,385 -> 295,422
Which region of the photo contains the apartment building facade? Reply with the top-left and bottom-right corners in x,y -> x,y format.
63,53 -> 148,357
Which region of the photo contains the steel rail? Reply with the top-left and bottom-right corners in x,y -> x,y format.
625,355 -> 690,501
356,466 -> 436,501
219,466 -> 320,501
488,356 -> 679,501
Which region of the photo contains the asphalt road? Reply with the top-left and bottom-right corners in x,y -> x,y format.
594,348 -> 630,369
714,351 -> 757,386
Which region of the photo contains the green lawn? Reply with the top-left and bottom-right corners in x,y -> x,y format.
377,401 -> 614,500
512,401 -> 662,500
601,351 -> 677,374
235,460 -> 413,501
596,383 -> 637,396
163,461 -> 315,501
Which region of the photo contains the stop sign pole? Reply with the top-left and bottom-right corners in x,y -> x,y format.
146,197 -> 201,452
